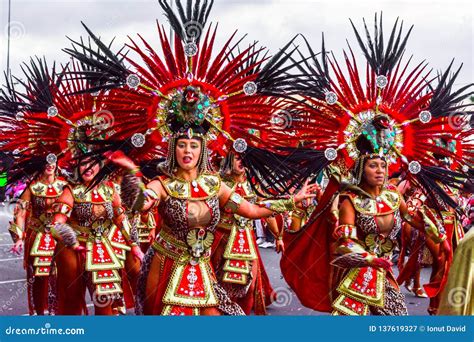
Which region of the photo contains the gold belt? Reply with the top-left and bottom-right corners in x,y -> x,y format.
364,233 -> 395,257
153,227 -> 211,262
72,220 -> 113,241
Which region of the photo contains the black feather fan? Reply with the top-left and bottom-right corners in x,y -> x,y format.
158,0 -> 214,44
350,12 -> 413,76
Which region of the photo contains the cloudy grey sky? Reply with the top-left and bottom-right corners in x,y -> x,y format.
0,0 -> 472,85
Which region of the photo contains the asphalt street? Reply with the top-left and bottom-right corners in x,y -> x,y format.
0,209 -> 431,316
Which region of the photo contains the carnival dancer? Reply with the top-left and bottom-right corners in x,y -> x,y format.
420,136 -> 471,314
397,180 -> 429,298
279,13 -> 472,315
211,151 -> 283,314
0,59 -> 78,315
60,0 -> 318,315
49,153 -> 143,315
8,160 -> 67,315
0,55 -> 146,315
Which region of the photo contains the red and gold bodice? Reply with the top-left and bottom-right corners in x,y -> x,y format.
157,173 -> 221,242
341,184 -> 402,256
69,182 -> 116,228
29,178 -> 68,219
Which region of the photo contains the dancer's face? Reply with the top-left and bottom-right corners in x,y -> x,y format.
175,138 -> 202,171
232,154 -> 245,175
44,162 -> 57,177
79,158 -> 99,183
362,158 -> 386,187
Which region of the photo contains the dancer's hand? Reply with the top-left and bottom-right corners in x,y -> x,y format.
10,240 -> 23,255
369,257 -> 392,270
104,151 -> 137,171
132,245 -> 144,262
294,180 -> 320,204
275,239 -> 285,254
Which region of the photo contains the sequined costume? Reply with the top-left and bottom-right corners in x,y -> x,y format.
50,181 -> 136,315
279,13 -> 472,315
9,178 -> 67,315
330,185 -> 407,315
211,177 -> 275,315
135,173 -> 246,315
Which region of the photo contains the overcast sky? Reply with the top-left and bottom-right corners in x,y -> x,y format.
0,0 -> 472,86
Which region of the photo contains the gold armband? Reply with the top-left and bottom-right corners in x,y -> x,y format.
291,208 -> 306,220
52,202 -> 72,218
224,191 -> 244,213
9,222 -> 23,242
259,196 -> 296,213
333,224 -> 358,240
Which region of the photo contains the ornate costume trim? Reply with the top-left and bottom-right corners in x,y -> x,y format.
85,238 -> 123,271
343,185 -> 401,216
51,202 -> 72,217
29,179 -> 67,198
223,226 -> 257,261
224,178 -> 257,201
223,259 -> 251,273
161,305 -> 199,316
222,271 -> 248,285
8,222 -> 23,241
333,224 -> 358,240
92,269 -> 121,284
223,192 -> 244,213
332,295 -> 369,315
70,182 -> 115,204
258,196 -> 296,213
30,231 -> 56,257
163,259 -> 219,307
159,174 -> 220,200
336,267 -> 385,307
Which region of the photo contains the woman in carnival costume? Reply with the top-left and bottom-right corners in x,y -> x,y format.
279,13 -> 472,315
61,0 -> 318,315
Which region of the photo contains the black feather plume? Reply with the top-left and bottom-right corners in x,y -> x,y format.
13,57 -> 62,113
427,60 -> 474,119
254,35 -> 304,97
158,0 -> 214,44
63,22 -> 130,93
0,72 -> 27,117
288,33 -> 331,100
350,12 -> 413,76
240,146 -> 304,197
409,165 -> 468,213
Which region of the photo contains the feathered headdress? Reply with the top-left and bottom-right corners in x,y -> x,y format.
285,13 -> 473,209
62,0 -> 307,195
